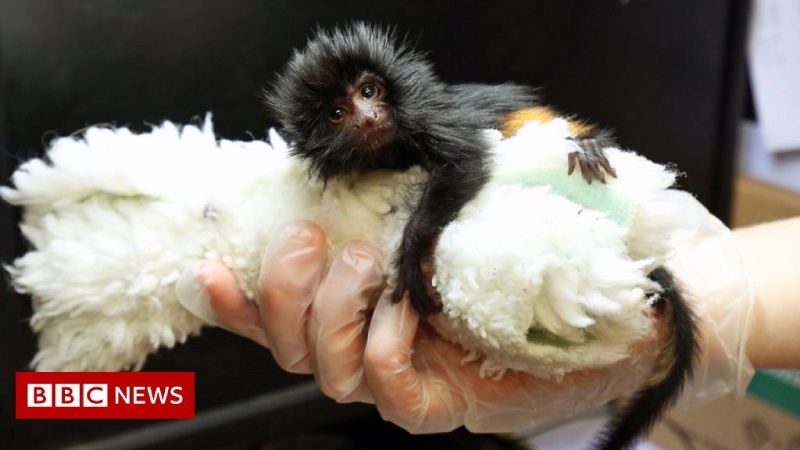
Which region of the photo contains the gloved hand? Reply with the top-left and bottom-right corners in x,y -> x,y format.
660,191 -> 755,406
176,191 -> 754,433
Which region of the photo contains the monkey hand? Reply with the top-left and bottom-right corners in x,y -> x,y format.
390,244 -> 442,317
567,135 -> 617,184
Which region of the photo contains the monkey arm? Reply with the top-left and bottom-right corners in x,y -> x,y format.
393,105 -> 618,315
391,157 -> 491,316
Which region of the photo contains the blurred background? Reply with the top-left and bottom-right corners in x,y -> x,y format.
1,1 -> 797,449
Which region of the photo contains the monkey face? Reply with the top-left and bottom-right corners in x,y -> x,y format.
326,73 -> 397,152
295,71 -> 411,180
264,23 -> 443,180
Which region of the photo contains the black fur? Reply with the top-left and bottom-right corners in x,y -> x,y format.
264,23 -> 536,315
264,25 -> 697,449
594,266 -> 698,450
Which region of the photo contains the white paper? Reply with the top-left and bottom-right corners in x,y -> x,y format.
737,121 -> 800,194
748,0 -> 800,153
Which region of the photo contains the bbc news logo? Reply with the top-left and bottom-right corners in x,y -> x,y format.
28,383 -> 110,407
16,372 -> 194,419
27,383 -> 183,408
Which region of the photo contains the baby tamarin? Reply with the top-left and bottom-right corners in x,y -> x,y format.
264,23 -> 696,450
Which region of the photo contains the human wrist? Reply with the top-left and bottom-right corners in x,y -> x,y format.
733,218 -> 800,369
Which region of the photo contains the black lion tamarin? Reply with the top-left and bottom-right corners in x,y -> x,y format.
263,23 -> 697,450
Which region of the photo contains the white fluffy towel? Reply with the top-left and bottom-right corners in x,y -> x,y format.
2,115 -> 695,376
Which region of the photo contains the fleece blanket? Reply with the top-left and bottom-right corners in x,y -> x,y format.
2,115 -> 691,376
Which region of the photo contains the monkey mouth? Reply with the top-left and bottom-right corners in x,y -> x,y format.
361,125 -> 397,150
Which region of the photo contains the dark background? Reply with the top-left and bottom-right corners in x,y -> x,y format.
0,1 -> 750,448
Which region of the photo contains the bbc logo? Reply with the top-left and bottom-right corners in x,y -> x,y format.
28,383 -> 108,407
17,372 -> 194,419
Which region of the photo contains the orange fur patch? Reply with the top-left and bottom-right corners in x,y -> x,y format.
501,107 -> 557,138
501,106 -> 596,139
567,120 -> 595,138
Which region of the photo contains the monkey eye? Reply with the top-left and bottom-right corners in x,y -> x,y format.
361,84 -> 379,99
329,108 -> 345,123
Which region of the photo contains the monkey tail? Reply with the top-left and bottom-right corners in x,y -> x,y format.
593,266 -> 699,450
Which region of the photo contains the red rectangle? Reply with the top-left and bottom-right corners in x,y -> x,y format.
16,372 -> 195,419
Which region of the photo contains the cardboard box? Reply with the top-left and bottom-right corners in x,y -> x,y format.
648,370 -> 800,449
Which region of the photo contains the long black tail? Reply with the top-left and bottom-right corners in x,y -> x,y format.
594,266 -> 699,450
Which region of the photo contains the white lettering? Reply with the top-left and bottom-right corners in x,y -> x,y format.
115,386 -> 130,404
133,386 -> 146,404
169,386 -> 183,404
114,385 -> 186,406
148,387 -> 169,404
83,384 -> 108,407
55,384 -> 80,407
28,384 -> 52,407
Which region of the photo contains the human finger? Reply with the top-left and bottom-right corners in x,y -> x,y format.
308,240 -> 384,404
257,221 -> 327,373
363,290 -> 467,433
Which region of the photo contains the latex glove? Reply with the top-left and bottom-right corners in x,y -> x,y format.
176,190 -> 755,432
661,191 -> 755,406
177,221 -> 666,433
178,221 -> 385,403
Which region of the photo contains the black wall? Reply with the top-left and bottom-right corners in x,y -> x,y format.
0,1 -> 750,448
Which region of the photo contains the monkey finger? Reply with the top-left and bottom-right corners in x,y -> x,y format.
592,161 -> 607,183
578,156 -> 593,184
587,140 -> 607,183
567,152 -> 578,176
308,240 -> 385,404
586,139 -> 617,180
599,154 -> 617,178
257,221 -> 327,374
